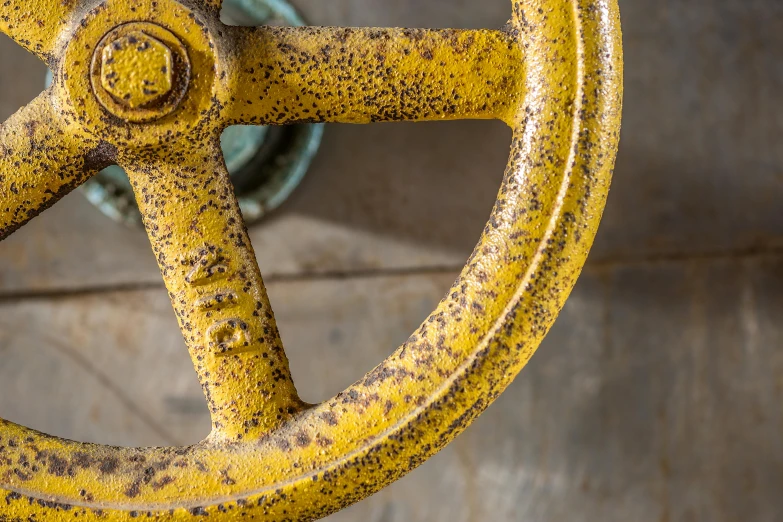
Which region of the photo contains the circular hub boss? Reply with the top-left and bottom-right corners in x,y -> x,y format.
47,0 -> 325,228
90,22 -> 191,122
0,0 -> 622,520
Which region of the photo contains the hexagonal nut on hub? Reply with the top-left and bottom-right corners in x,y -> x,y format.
100,31 -> 173,109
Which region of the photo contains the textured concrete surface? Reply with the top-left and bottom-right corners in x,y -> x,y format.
1,0 -> 783,520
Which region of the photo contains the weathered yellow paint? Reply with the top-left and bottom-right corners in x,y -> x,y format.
87,19 -> 196,125
122,144 -> 306,441
0,90 -> 102,240
99,30 -> 174,109
0,0 -> 81,65
224,26 -> 526,126
0,0 -> 623,520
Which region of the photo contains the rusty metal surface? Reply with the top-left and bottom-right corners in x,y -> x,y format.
68,0 -> 326,228
0,0 -> 781,520
0,0 -> 622,520
4,0 -> 781,521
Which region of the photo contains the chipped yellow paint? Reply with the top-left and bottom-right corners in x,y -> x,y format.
0,0 -> 623,520
0,0 -> 79,65
99,30 -> 174,109
90,21 -> 193,123
224,26 -> 526,126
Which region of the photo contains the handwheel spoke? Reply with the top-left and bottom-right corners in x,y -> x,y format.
0,0 -> 85,64
120,141 -> 303,442
0,90 -> 104,240
224,26 -> 525,126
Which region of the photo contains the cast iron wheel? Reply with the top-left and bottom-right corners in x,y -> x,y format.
0,0 -> 622,519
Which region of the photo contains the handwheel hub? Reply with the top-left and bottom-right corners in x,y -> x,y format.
91,23 -> 191,122
57,0 -> 221,145
52,0 -> 325,228
99,30 -> 174,109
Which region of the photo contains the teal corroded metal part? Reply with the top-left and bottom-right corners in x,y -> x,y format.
0,0 -> 623,519
44,0 -> 324,226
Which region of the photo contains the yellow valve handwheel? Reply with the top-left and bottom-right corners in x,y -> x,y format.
0,0 -> 622,520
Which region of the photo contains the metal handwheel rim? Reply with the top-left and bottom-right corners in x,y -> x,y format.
0,0 -> 622,520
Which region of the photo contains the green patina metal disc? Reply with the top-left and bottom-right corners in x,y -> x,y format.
47,0 -> 323,227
